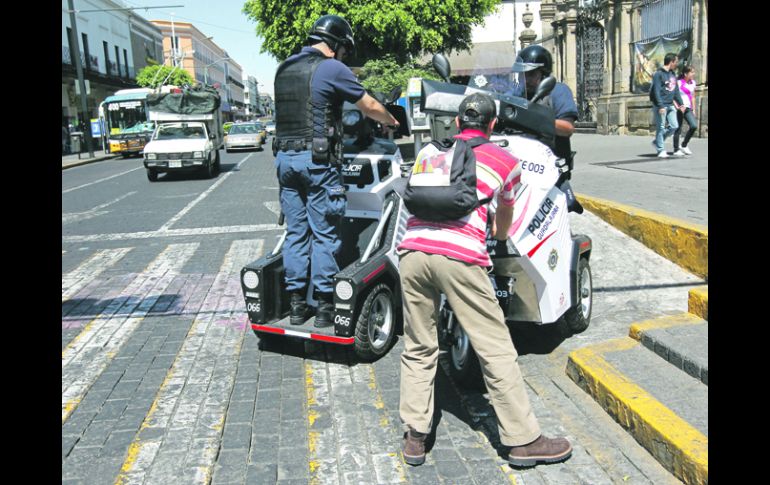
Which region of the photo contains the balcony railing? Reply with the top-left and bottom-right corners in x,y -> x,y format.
62,46 -> 136,80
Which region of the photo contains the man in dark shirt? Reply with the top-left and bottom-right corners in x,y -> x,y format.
509,45 -> 578,166
273,15 -> 399,328
649,53 -> 685,158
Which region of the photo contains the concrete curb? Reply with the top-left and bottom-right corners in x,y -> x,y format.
575,193 -> 708,280
62,154 -> 119,170
629,313 -> 708,385
567,339 -> 708,485
688,286 -> 708,320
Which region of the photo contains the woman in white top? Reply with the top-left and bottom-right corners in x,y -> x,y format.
673,66 -> 698,156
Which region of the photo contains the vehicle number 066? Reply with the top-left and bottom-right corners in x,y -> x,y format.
247,302 -> 261,313
334,315 -> 351,327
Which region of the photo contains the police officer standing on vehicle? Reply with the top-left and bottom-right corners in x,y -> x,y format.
274,14 -> 399,328
509,45 -> 577,169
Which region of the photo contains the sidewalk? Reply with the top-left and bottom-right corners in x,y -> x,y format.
62,149 -> 119,170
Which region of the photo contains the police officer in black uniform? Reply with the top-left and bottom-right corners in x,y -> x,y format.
510,45 -> 578,168
274,15 -> 399,328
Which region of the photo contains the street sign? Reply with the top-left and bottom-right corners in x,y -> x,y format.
90,118 -> 102,137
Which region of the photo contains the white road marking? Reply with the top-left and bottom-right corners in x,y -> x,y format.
157,153 -> 253,232
62,243 -> 199,423
62,191 -> 137,225
62,247 -> 133,302
115,239 -> 264,484
62,223 -> 282,243
263,201 -> 281,217
62,167 -> 144,194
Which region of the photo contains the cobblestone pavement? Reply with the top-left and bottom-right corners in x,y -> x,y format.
62,150 -> 702,484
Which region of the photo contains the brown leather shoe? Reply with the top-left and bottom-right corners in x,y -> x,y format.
508,434 -> 572,467
402,429 -> 427,466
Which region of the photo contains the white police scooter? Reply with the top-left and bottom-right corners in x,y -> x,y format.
421,54 -> 593,387
239,90 -> 411,361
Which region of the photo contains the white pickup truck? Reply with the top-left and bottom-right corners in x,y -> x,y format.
143,87 -> 224,182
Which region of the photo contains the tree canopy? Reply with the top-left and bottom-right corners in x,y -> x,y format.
358,56 -> 441,96
242,0 -> 501,64
135,65 -> 196,89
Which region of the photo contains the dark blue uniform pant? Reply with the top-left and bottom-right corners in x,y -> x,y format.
276,150 -> 347,296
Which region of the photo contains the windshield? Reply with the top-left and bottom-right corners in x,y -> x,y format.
228,124 -> 258,135
154,123 -> 206,140
105,100 -> 152,134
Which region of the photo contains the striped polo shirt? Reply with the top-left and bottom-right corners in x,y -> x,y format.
398,129 -> 522,267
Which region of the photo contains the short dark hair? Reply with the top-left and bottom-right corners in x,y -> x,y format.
664,53 -> 678,66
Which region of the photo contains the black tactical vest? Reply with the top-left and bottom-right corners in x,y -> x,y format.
274,50 -> 343,163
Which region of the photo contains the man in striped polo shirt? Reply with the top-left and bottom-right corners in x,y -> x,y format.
398,92 -> 573,468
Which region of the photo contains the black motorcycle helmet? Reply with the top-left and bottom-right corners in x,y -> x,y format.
308,15 -> 355,55
511,45 -> 553,76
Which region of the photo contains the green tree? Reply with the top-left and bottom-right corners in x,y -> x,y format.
242,0 -> 501,64
135,65 -> 196,89
358,56 -> 440,96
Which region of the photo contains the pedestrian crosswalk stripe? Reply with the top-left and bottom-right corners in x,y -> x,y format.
62,243 -> 199,423
62,247 -> 133,302
62,223 -> 282,243
114,239 -> 263,484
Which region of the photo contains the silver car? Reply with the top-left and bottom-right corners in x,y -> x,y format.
224,123 -> 264,152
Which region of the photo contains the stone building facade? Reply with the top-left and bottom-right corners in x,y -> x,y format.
538,0 -> 707,137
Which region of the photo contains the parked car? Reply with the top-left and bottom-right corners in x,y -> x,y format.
224,122 -> 264,152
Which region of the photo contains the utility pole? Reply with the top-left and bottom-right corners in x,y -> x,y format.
67,0 -> 94,157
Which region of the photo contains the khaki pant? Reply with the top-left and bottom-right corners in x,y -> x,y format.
398,250 -> 541,446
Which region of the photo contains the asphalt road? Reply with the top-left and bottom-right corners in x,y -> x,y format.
62,145 -> 702,484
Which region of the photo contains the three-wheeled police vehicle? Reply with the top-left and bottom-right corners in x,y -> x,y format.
240,90 -> 411,361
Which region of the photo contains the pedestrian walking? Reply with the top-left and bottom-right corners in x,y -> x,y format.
649,53 -> 684,158
673,65 -> 698,156
397,92 -> 573,468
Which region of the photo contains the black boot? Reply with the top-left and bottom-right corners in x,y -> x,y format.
314,293 -> 335,328
290,291 -> 312,325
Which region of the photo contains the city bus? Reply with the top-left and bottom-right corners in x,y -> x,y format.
99,88 -> 155,156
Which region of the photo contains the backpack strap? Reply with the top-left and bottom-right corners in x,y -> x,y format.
464,136 -> 492,148
457,136 -> 494,206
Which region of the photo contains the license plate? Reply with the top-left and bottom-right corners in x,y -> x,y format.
169,160 -> 182,168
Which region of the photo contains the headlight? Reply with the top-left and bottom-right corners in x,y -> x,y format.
243,271 -> 259,290
342,110 -> 362,127
193,151 -> 204,159
146,153 -> 157,160
335,280 -> 353,300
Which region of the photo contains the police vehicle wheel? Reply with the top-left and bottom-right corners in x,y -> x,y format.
447,317 -> 485,391
146,169 -> 158,182
354,284 -> 396,361
561,257 -> 592,335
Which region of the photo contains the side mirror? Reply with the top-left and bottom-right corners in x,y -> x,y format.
432,53 -> 452,82
388,87 -> 402,104
531,76 -> 557,103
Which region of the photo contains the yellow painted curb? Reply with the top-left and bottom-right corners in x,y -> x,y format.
567,339 -> 708,485
576,193 -> 708,280
629,313 -> 705,342
688,286 -> 708,321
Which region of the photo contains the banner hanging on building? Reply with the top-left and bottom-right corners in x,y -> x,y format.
632,31 -> 691,94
